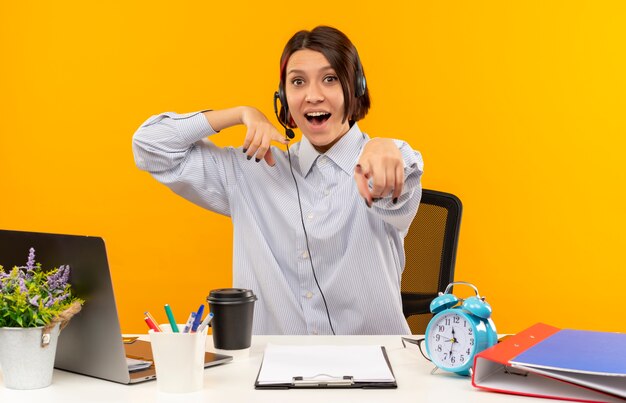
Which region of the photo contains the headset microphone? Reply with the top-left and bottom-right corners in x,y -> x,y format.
273,91 -> 295,139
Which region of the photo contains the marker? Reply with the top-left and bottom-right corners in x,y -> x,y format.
144,311 -> 163,332
144,316 -> 160,332
164,304 -> 179,333
182,312 -> 197,333
197,312 -> 214,333
191,305 -> 204,333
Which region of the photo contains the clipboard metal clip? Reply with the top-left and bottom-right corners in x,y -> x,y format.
292,374 -> 355,387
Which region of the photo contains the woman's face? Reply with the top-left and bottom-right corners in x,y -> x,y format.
285,49 -> 351,153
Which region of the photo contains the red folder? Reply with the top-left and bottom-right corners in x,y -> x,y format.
471,323 -> 626,403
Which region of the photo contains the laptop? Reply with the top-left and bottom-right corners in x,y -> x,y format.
0,229 -> 232,384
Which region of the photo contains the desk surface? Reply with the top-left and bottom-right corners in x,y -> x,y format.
0,335 -> 545,403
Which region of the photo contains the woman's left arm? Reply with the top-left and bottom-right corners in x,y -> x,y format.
354,138 -> 424,231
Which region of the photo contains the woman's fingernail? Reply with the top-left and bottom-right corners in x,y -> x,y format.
255,158 -> 261,163
247,155 -> 252,161
393,197 -> 398,204
243,148 -> 248,153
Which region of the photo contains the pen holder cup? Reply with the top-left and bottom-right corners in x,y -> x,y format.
207,288 -> 257,351
148,324 -> 208,393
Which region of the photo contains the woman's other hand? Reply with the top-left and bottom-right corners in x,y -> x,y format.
354,138 -> 404,207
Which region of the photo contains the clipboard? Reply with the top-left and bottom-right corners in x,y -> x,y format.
254,344 -> 398,389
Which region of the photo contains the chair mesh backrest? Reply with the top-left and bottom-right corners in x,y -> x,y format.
402,203 -> 448,293
401,189 -> 462,334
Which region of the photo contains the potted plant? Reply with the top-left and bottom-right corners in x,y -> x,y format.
0,247 -> 83,389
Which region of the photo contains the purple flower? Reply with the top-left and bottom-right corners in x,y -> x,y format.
29,295 -> 40,307
60,265 -> 70,285
26,247 -> 36,271
46,265 -> 70,291
18,277 -> 27,294
45,292 -> 69,308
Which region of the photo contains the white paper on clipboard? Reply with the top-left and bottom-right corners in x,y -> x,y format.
256,344 -> 395,385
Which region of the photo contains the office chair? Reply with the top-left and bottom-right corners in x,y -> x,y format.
401,189 -> 462,334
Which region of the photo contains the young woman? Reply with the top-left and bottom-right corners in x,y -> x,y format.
132,26 -> 423,335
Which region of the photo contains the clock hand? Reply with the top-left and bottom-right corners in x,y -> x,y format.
449,327 -> 455,356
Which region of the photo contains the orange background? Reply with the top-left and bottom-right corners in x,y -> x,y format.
1,1 -> 625,333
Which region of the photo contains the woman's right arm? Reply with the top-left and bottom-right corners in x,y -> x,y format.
132,106 -> 287,215
204,107 -> 289,165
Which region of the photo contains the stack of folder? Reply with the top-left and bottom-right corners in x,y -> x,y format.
472,323 -> 626,402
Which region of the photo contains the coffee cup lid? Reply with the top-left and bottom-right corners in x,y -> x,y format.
207,288 -> 257,305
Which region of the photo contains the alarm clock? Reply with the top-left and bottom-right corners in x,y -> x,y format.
424,281 -> 497,376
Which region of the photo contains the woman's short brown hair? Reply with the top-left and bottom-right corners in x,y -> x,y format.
278,26 -> 371,129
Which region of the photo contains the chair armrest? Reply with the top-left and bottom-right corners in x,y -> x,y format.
401,292 -> 438,318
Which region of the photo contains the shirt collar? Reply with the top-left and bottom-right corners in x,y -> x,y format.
298,123 -> 368,177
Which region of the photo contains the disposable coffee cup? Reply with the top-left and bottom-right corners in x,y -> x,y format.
207,288 -> 257,351
148,324 -> 208,393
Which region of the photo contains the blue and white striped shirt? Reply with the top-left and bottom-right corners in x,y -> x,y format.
132,111 -> 423,335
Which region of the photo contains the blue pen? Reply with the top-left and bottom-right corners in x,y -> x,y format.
191,305 -> 205,333
197,312 -> 214,333
182,312 -> 197,333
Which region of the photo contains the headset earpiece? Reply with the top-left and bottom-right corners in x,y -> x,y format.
355,74 -> 366,98
277,84 -> 287,109
354,50 -> 367,98
273,89 -> 295,139
273,91 -> 280,116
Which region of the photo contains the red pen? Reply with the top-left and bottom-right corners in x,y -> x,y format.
144,311 -> 163,332
144,316 -> 160,332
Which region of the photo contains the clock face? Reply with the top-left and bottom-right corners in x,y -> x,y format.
426,311 -> 476,369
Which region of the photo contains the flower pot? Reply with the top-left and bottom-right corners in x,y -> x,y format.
0,322 -> 61,389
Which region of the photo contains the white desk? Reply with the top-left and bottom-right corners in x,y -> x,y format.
0,335 -> 542,403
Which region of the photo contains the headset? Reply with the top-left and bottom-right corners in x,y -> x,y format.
272,48 -> 367,336
273,48 -> 367,135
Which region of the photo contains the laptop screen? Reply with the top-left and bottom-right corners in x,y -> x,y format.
0,229 -> 135,384
0,229 -> 232,384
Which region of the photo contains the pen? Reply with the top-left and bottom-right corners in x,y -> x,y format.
144,316 -> 160,332
191,305 -> 204,333
182,312 -> 197,333
164,304 -> 179,333
144,311 -> 163,332
197,312 -> 214,333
